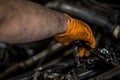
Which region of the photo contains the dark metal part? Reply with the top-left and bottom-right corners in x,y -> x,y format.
73,40 -> 115,65
89,64 -> 120,80
90,49 -> 112,63
74,46 -> 80,67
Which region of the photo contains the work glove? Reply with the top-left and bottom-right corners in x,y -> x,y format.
55,15 -> 96,57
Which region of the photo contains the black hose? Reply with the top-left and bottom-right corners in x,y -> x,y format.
45,1 -> 119,39
38,59 -> 75,72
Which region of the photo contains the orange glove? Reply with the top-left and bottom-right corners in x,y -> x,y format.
55,15 -> 96,57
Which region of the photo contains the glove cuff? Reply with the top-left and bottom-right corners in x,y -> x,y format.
55,14 -> 73,35
54,14 -> 75,45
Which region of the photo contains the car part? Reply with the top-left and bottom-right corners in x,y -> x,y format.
0,0 -> 120,80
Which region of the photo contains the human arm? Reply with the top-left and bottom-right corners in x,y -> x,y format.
0,0 -> 68,43
0,0 -> 96,57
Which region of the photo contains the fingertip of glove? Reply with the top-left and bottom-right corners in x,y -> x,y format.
88,35 -> 96,48
78,48 -> 85,57
63,42 -> 70,46
85,50 -> 91,57
78,48 -> 91,57
90,38 -> 96,48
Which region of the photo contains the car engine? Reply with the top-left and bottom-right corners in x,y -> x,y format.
0,0 -> 120,80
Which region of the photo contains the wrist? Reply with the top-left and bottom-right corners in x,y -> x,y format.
58,14 -> 70,34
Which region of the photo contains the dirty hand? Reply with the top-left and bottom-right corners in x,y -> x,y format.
55,14 -> 96,57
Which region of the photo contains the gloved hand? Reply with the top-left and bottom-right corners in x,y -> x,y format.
55,14 -> 96,57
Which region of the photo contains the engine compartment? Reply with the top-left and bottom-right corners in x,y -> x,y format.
0,0 -> 120,80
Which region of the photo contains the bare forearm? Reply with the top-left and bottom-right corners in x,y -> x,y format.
0,0 -> 68,43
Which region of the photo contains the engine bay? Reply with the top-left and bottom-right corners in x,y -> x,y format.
0,0 -> 120,80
